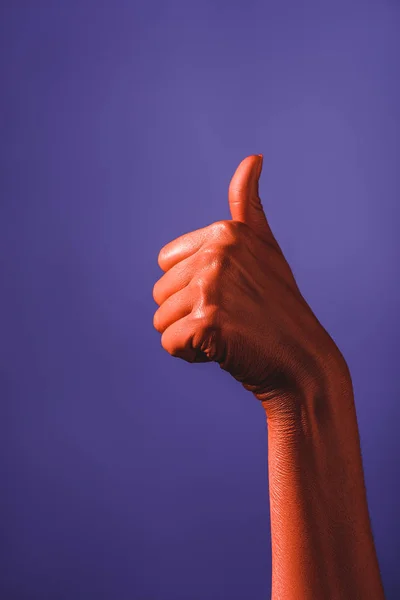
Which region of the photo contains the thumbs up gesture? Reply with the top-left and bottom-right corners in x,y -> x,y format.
153,155 -> 344,413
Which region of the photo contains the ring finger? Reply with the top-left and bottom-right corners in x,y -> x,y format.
153,286 -> 195,334
153,252 -> 199,306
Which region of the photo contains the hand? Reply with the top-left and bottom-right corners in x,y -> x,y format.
153,155 -> 345,412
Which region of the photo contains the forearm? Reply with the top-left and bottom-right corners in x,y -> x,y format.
263,358 -> 385,600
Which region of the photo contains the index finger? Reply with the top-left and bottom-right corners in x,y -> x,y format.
158,225 -> 210,272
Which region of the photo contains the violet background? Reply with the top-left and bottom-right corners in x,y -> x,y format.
1,1 -> 399,599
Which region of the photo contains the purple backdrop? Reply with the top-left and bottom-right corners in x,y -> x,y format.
1,2 -> 399,599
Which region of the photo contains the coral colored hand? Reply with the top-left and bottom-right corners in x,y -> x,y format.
153,155 -> 342,408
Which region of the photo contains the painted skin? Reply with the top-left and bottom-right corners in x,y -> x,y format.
153,155 -> 385,599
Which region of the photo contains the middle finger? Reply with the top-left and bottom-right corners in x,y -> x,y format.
153,251 -> 199,306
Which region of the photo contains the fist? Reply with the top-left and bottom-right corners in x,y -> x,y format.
153,155 -> 343,409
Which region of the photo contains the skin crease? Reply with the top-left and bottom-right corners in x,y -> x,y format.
152,155 -> 385,599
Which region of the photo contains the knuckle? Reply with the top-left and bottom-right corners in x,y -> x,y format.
199,243 -> 224,262
211,220 -> 235,239
192,299 -> 222,328
210,254 -> 230,273
198,243 -> 232,270
210,220 -> 243,248
190,278 -> 213,316
193,274 -> 209,293
202,305 -> 221,328
202,242 -> 221,254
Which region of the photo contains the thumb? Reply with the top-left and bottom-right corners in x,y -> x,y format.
228,154 -> 271,241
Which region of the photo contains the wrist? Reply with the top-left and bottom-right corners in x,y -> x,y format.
257,343 -> 353,427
